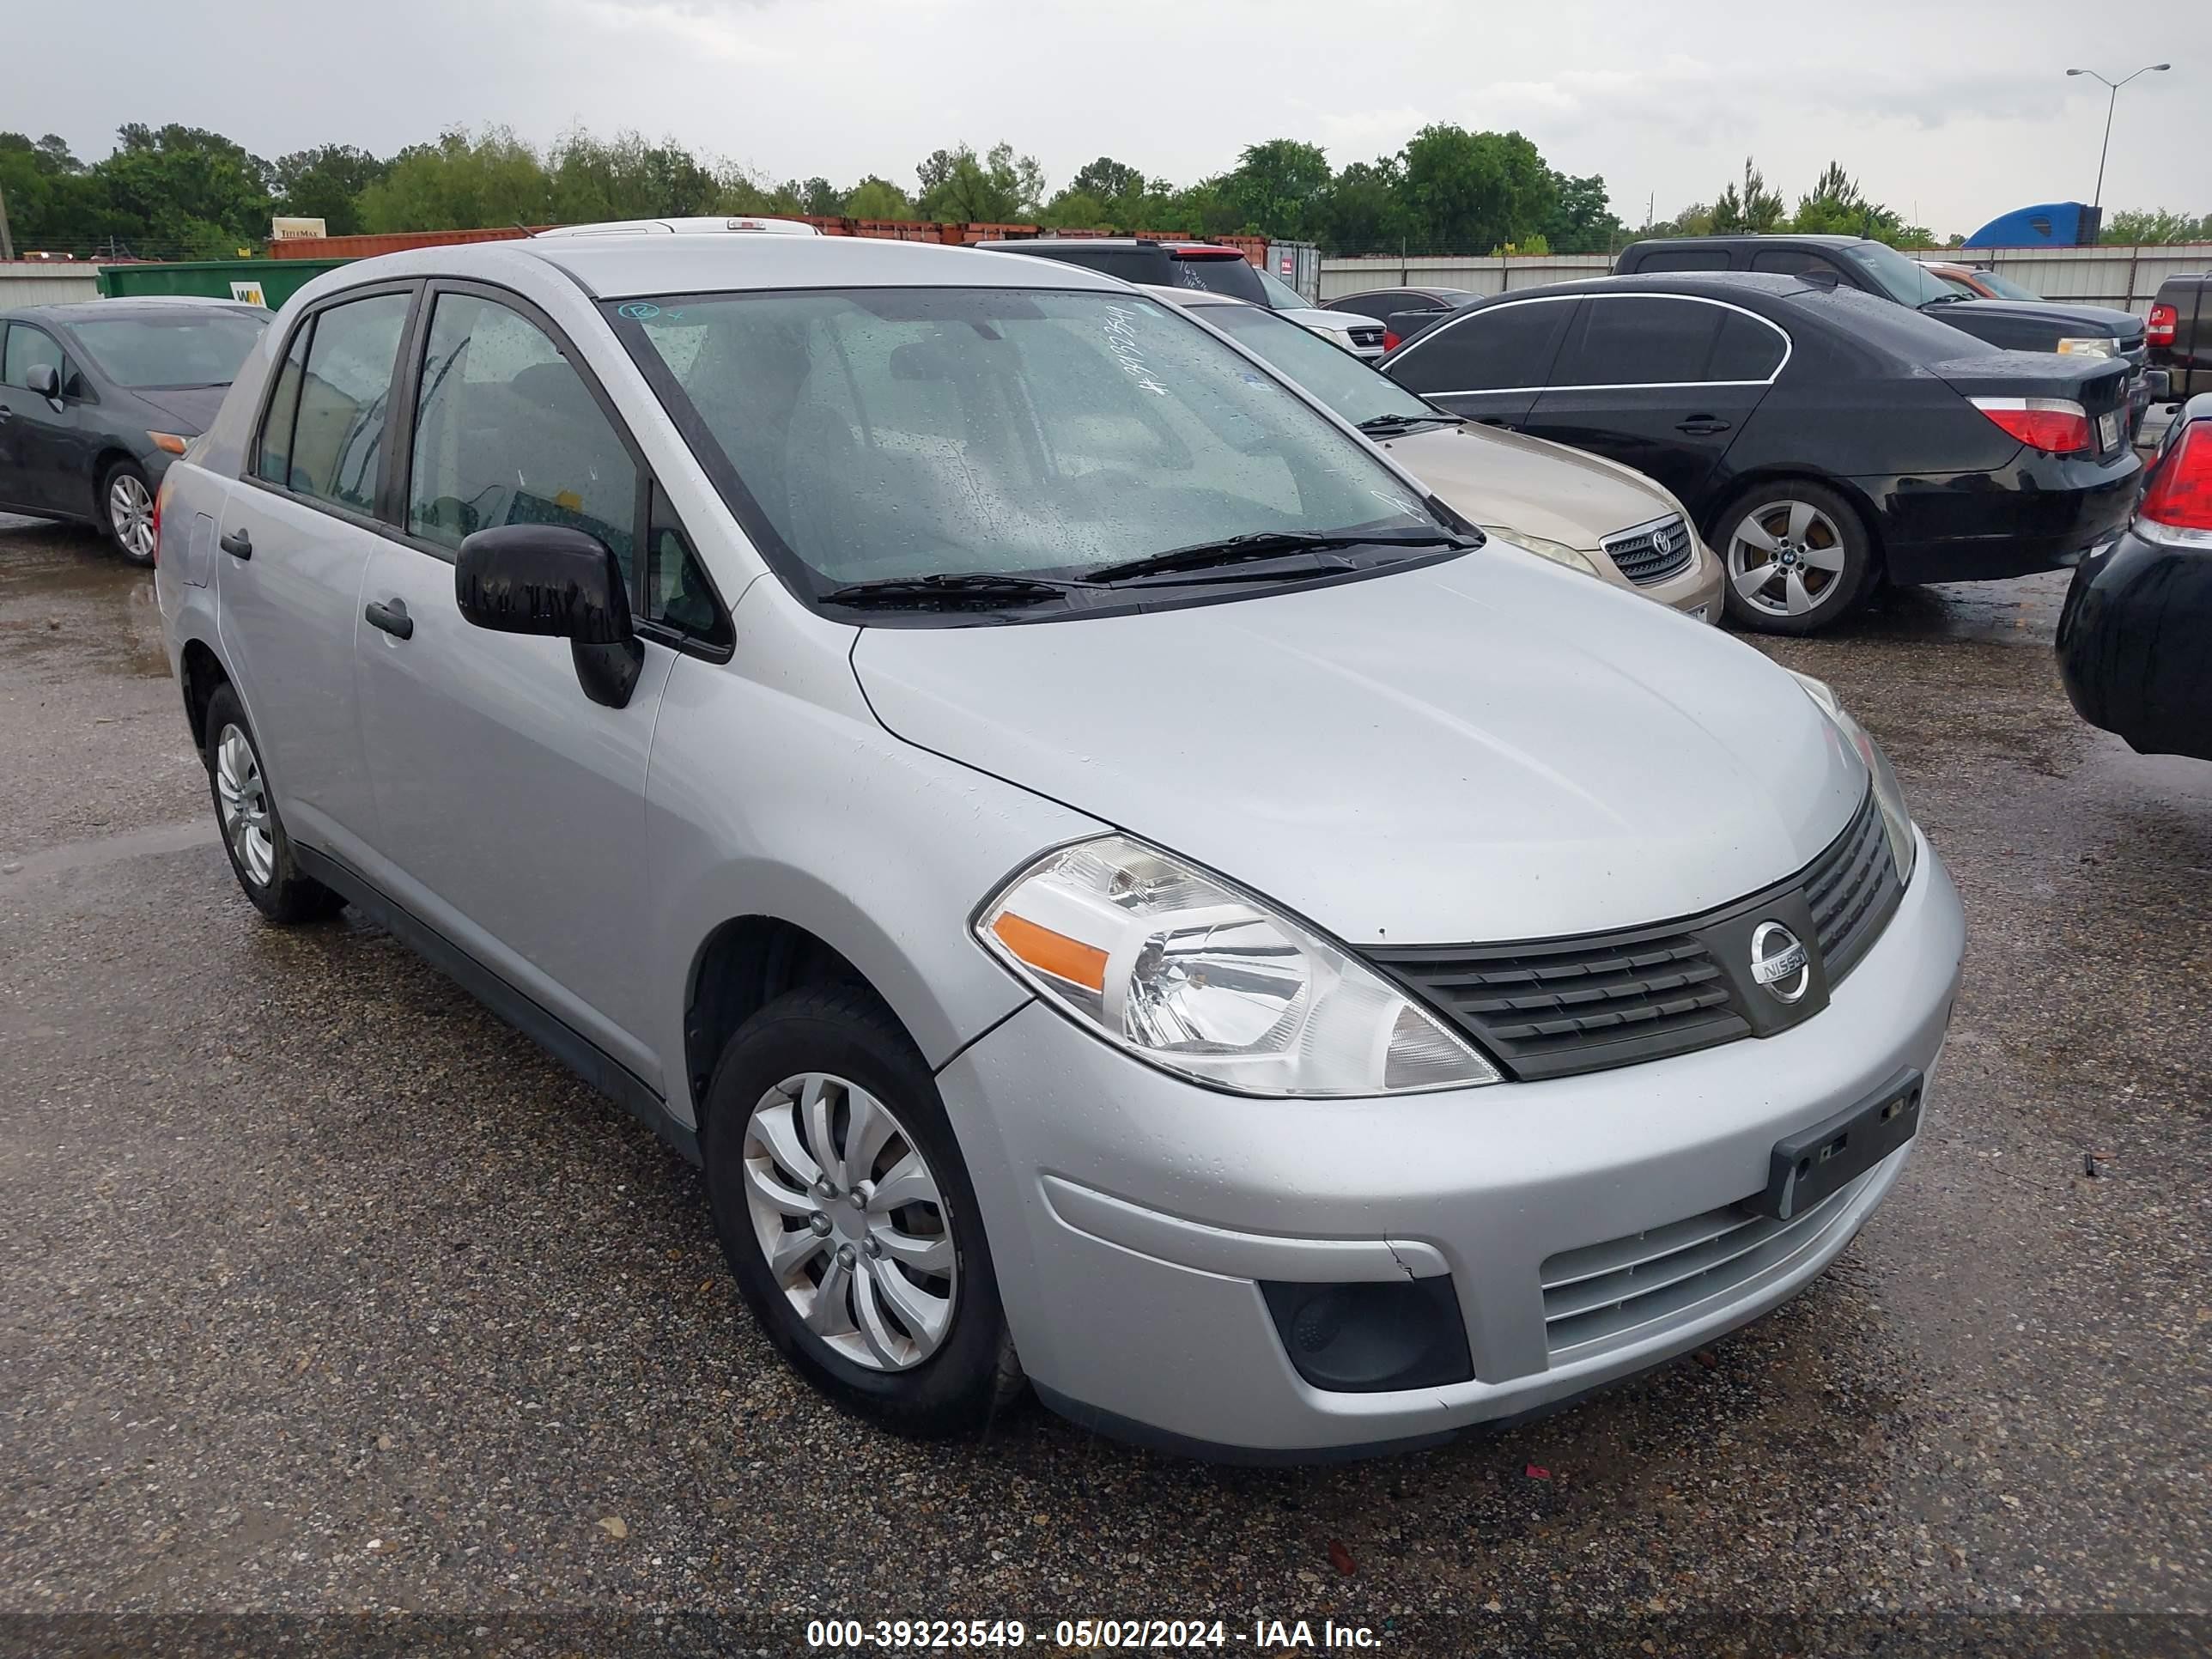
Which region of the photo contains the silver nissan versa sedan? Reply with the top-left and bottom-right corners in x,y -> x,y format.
155,231 -> 1965,1460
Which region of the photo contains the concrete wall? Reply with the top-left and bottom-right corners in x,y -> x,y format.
1319,243 -> 2212,317
0,264 -> 104,307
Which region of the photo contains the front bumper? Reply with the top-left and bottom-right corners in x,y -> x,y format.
940,836 -> 1965,1458
1602,534 -> 1724,622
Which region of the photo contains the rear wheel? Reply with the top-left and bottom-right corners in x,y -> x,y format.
701,984 -> 1020,1437
101,460 -> 156,565
1717,481 -> 1877,635
202,684 -> 343,924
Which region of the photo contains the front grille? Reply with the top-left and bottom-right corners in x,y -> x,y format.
1348,325 -> 1386,349
1805,787 -> 1902,979
1539,1172 -> 1872,1362
1601,514 -> 1696,586
1364,929 -> 1747,1082
1363,784 -> 1904,1081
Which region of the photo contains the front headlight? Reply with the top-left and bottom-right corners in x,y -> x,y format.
1482,527 -> 1601,578
2056,336 -> 2116,359
976,836 -> 1499,1097
1790,673 -> 1917,884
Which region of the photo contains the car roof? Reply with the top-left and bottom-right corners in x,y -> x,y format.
3,297 -> 270,325
533,215 -> 820,239
1627,233 -> 1864,249
332,232 -> 1139,301
1464,270 -> 1814,305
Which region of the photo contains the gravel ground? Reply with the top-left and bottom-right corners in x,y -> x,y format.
1,514 -> 2206,1658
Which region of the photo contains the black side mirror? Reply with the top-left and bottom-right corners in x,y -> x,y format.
454,524 -> 643,709
25,362 -> 60,402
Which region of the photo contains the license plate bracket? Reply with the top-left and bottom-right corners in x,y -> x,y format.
1758,1072 -> 1923,1220
2098,410 -> 2120,453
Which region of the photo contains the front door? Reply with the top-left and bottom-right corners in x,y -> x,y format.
0,323 -> 88,516
351,284 -> 673,1085
1520,294 -> 1784,507
213,286 -> 415,864
1382,296 -> 1579,430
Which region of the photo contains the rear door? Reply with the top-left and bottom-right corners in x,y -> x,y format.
1382,295 -> 1579,428
1521,294 -> 1786,507
215,284 -> 413,866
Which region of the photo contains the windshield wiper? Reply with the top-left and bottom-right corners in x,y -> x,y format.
818,573 -> 1079,609
1918,293 -> 1972,307
1356,412 -> 1457,437
1082,529 -> 1474,586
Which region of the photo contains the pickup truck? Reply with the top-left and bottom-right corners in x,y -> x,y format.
2148,272 -> 2209,404
1613,234 -> 2161,437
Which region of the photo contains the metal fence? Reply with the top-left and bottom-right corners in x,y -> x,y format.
0,264 -> 104,307
1318,243 -> 2212,316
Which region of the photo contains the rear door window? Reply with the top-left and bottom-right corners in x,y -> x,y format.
1750,247 -> 1847,282
1706,309 -> 1790,380
1391,299 -> 1576,394
1632,246 -> 1734,272
286,291 -> 410,514
1551,295 -> 1725,386
405,292 -> 637,576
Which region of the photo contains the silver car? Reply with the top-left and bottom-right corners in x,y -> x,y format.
155,233 -> 1964,1459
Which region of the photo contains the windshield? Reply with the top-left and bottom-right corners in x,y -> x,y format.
1253,268 -> 1310,311
1838,241 -> 1958,307
612,287 -> 1444,605
1972,269 -> 2044,302
68,310 -> 268,388
1170,253 -> 1267,305
1200,302 -> 1439,427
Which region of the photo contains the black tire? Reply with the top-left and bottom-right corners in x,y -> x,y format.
100,459 -> 158,566
700,983 -> 1022,1437
201,684 -> 343,925
1712,479 -> 1879,636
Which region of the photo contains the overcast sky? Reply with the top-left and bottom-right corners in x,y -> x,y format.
13,0 -> 2205,237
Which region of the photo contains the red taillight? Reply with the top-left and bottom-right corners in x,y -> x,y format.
2147,301 -> 2177,348
2140,421 -> 2212,535
1382,330 -> 1401,353
1972,396 -> 2091,455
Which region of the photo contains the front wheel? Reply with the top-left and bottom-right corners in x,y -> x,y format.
101,459 -> 157,565
701,984 -> 1020,1437
1717,481 -> 1877,635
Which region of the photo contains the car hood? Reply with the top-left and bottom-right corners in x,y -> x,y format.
1930,297 -> 2146,345
853,554 -> 1866,945
131,386 -> 229,432
1376,422 -> 1675,550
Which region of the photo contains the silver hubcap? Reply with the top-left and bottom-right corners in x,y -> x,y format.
742,1073 -> 957,1371
1727,499 -> 1847,618
214,724 -> 275,887
108,473 -> 155,560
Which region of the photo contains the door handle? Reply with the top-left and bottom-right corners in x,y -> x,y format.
1676,416 -> 1732,435
218,527 -> 252,559
364,598 -> 414,641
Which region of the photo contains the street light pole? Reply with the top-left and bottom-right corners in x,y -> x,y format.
2066,63 -> 2172,214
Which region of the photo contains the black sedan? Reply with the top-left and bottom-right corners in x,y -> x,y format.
1378,272 -> 2143,634
2057,393 -> 2212,763
0,299 -> 270,562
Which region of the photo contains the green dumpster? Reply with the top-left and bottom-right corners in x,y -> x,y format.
95,258 -> 350,310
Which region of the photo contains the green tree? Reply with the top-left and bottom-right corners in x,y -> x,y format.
1540,170 -> 1621,253
547,130 -> 719,224
1038,188 -> 1113,230
270,144 -> 389,236
0,133 -> 122,253
2101,208 -> 2212,245
1318,157 -> 1407,254
842,175 -> 914,220
915,143 -> 1044,222
1649,201 -> 1715,237
96,124 -> 274,257
1219,139 -> 1332,240
1068,156 -> 1144,205
357,126 -> 553,232
1398,125 -> 1554,254
1711,156 -> 1784,233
